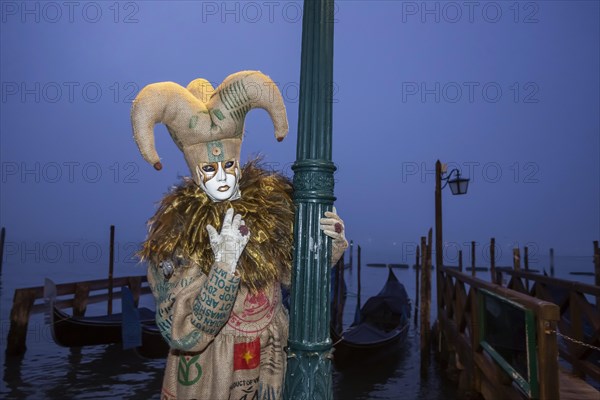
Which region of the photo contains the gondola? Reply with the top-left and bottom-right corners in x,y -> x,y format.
136,322 -> 170,358
332,268 -> 411,365
45,278 -> 156,348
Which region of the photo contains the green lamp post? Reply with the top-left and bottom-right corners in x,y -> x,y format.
284,0 -> 336,399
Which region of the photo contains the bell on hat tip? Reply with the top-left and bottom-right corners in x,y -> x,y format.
153,162 -> 163,171
277,137 -> 284,142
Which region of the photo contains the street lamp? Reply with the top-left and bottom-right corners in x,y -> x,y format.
443,169 -> 470,196
435,160 -> 470,311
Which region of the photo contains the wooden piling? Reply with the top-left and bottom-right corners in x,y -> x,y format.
594,241 -> 599,311
458,250 -> 463,272
415,245 -> 420,326
524,246 -> 530,292
420,236 -> 428,377
107,225 -> 115,315
550,248 -> 555,277
0,227 -> 5,274
356,245 -> 362,313
420,231 -> 432,378
471,241 -> 476,277
6,288 -> 38,356
490,238 -> 496,284
513,248 -> 521,271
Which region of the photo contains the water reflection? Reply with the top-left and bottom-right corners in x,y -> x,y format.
3,353 -> 26,398
333,343 -> 409,399
3,344 -> 164,399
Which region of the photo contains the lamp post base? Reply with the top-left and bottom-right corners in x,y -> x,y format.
284,348 -> 333,400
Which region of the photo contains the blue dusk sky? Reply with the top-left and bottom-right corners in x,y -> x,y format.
0,1 -> 598,269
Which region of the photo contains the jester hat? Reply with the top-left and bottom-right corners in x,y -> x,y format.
131,71 -> 289,184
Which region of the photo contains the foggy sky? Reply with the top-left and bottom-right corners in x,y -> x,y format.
1,1 -> 598,270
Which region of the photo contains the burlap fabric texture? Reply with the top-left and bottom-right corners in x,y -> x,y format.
143,163 -> 294,400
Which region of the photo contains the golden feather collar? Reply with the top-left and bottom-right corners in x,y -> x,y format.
139,160 -> 294,292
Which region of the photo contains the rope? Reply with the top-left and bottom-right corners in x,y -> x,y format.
547,329 -> 600,352
332,336 -> 345,346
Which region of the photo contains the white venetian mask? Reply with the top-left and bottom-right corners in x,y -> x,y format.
196,160 -> 241,202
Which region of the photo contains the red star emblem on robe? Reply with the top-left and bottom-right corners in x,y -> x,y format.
233,338 -> 261,370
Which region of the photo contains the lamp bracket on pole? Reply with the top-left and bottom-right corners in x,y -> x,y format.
441,168 -> 470,196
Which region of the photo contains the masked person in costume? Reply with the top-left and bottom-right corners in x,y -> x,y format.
132,71 -> 347,400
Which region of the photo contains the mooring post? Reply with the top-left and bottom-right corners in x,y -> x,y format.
458,250 -> 463,272
420,233 -> 432,377
524,246 -> 530,292
284,0 -> 336,397
6,288 -> 37,356
435,161 -> 443,315
550,248 -> 555,277
415,245 -> 420,326
356,246 -> 362,310
490,238 -> 496,284
354,245 -> 362,325
420,236 -> 428,377
471,241 -> 476,277
107,225 -> 115,315
594,241 -> 599,311
0,227 -> 5,275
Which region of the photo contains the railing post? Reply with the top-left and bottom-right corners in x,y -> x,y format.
73,283 -> 90,317
537,307 -> 560,399
284,1 -> 336,398
470,284 -> 480,394
128,275 -> 142,307
513,248 -> 521,272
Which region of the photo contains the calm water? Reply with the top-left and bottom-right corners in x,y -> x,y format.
0,248 -> 596,399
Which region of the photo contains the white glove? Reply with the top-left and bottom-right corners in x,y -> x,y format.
206,208 -> 250,274
320,206 -> 348,266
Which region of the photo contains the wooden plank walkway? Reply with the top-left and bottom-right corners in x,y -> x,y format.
559,368 -> 600,400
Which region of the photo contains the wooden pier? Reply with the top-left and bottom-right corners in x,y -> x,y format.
432,239 -> 599,399
5,275 -> 151,356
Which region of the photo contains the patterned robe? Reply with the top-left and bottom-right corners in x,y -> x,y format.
148,263 -> 288,400
141,162 -> 295,400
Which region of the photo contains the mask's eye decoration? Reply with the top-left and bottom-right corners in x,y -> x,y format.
197,163 -> 218,183
223,160 -> 236,173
